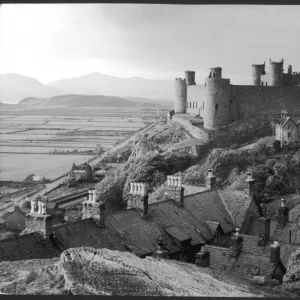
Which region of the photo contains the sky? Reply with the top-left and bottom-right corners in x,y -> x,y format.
0,4 -> 300,85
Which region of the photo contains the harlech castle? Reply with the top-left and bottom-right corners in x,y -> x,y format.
173,59 -> 300,130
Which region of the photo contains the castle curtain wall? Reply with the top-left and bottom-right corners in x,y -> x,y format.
234,86 -> 300,119
186,85 -> 205,116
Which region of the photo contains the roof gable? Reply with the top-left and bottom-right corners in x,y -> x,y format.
218,190 -> 257,229
184,190 -> 235,234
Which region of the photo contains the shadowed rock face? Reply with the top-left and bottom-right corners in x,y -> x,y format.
59,247 -> 260,296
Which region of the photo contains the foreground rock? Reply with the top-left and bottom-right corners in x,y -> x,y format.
60,247 -> 261,296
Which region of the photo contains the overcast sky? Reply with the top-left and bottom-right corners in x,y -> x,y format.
0,4 -> 299,85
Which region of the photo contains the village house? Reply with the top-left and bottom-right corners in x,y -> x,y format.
1,169 -> 300,285
275,116 -> 300,147
69,162 -> 93,181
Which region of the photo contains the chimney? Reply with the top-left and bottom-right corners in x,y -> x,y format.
195,247 -> 210,268
141,194 -> 149,215
128,182 -> 148,209
205,169 -> 216,190
245,172 -> 256,196
26,196 -> 52,238
258,203 -> 271,246
88,189 -> 93,202
98,202 -> 106,228
230,227 -> 243,258
165,175 -> 185,207
278,197 -> 289,227
270,241 -> 280,263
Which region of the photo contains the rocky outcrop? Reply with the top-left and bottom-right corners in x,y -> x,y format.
59,247 -> 262,296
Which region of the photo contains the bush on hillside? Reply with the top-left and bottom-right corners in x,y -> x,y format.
283,247 -> 300,295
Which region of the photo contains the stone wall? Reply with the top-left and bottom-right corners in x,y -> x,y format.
172,115 -> 210,142
234,86 -> 300,119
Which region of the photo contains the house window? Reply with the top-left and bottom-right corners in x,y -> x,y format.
205,83 -> 206,87
193,102 -> 195,109
196,102 -> 198,108
288,132 -> 291,137
213,73 -> 216,78
215,104 -> 219,110
203,102 -> 204,109
284,141 -> 287,144
266,82 -> 268,86
190,102 -> 191,108
288,125 -> 292,130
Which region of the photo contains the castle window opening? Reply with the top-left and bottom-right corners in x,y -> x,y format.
196,102 -> 198,108
213,73 -> 216,78
284,141 -> 287,144
193,102 -> 195,109
215,104 -> 219,110
288,132 -> 291,137
289,230 -> 292,243
266,82 -> 268,86
203,102 -> 204,109
205,83 -> 206,87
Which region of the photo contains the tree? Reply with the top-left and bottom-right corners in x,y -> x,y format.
273,140 -> 281,153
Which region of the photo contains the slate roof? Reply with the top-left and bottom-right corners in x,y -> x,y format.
218,190 -> 254,228
270,219 -> 300,245
184,190 -> 235,234
104,200 -> 212,257
164,225 -> 193,243
278,117 -> 297,127
0,233 -> 59,262
52,218 -> 127,253
205,235 -> 286,278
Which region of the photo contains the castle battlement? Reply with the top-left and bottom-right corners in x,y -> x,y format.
173,59 -> 300,130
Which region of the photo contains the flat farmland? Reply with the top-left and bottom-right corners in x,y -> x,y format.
0,106 -> 165,182
0,153 -> 94,181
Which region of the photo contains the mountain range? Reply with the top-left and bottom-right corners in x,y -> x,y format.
0,73 -> 174,105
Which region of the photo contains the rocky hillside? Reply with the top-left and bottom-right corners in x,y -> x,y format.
0,247 -> 275,296
95,122 -> 204,209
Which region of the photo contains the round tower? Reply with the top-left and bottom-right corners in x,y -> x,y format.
185,71 -> 196,85
174,78 -> 187,114
209,67 -> 222,79
251,62 -> 265,86
269,59 -> 284,86
203,67 -> 231,130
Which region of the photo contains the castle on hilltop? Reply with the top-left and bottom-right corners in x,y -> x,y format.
174,59 -> 300,130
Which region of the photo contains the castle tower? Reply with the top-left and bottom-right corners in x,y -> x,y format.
209,67 -> 222,79
174,78 -> 187,113
203,67 -> 231,130
185,71 -> 196,85
288,65 -> 292,75
251,62 -> 265,86
269,59 -> 284,86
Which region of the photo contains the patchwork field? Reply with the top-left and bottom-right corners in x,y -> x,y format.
0,106 -> 165,182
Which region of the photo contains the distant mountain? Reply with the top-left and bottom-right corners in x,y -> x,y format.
47,72 -> 174,100
18,94 -> 164,108
0,73 -> 66,104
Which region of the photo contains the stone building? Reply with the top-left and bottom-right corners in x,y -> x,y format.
69,162 -> 93,181
173,59 -> 300,130
275,116 -> 300,147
